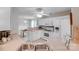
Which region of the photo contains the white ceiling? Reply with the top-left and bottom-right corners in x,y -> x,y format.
12,7 -> 71,15
11,7 -> 71,19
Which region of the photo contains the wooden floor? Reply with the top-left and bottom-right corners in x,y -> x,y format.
0,38 -> 79,51
46,39 -> 79,51
69,41 -> 79,51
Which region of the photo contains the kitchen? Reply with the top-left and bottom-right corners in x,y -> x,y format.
13,8 -> 71,43
0,7 -> 73,51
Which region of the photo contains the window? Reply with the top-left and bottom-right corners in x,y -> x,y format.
31,20 -> 37,28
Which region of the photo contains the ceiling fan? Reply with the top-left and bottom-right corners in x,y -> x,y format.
34,8 -> 50,18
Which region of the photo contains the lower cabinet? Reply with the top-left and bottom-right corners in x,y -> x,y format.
24,30 -> 44,41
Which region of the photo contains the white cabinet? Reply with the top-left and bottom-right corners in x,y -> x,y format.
38,18 -> 53,26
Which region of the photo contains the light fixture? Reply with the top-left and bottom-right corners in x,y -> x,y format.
35,8 -> 49,18
36,14 -> 42,18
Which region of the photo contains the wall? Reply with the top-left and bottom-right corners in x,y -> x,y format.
0,7 -> 10,31
71,8 -> 79,26
71,8 -> 79,43
10,8 -> 33,34
10,8 -> 19,33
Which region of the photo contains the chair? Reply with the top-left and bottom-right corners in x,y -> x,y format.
35,44 -> 49,51
18,44 -> 34,51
